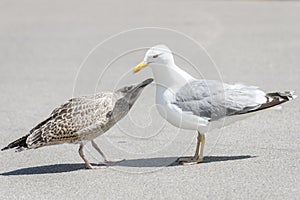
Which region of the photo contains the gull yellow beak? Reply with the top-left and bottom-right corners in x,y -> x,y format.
133,61 -> 149,73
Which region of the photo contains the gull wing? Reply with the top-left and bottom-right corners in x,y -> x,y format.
26,93 -> 116,148
172,80 -> 267,121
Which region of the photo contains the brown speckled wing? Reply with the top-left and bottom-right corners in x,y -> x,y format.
26,92 -> 117,148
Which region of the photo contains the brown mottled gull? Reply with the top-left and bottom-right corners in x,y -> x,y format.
2,78 -> 153,169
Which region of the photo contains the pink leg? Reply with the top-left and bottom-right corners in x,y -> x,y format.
91,140 -> 124,163
78,143 -> 106,169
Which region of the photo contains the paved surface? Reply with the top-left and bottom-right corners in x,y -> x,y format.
0,0 -> 299,199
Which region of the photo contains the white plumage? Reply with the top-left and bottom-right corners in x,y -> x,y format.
134,44 -> 296,165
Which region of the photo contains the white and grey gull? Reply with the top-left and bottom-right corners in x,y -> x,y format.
2,78 -> 153,169
133,45 -> 296,165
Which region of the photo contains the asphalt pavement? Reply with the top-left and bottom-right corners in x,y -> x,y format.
0,0 -> 299,199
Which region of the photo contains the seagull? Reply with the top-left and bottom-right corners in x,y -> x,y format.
2,78 -> 153,169
133,45 -> 296,165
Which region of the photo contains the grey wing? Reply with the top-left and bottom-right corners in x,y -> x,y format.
26,93 -> 116,148
173,80 -> 267,121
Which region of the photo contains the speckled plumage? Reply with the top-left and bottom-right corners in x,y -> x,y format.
2,78 -> 153,169
27,92 -> 117,148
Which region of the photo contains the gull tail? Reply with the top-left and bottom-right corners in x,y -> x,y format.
267,91 -> 297,101
1,134 -> 29,152
254,91 -> 296,112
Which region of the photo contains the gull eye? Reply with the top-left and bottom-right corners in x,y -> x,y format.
126,86 -> 133,91
152,54 -> 159,58
120,86 -> 132,92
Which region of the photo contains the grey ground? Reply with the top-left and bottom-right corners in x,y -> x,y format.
0,0 -> 299,199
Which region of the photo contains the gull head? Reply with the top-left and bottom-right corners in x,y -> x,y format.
134,44 -> 174,73
116,78 -> 153,106
109,78 -> 153,122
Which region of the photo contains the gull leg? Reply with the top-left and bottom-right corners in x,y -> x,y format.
79,143 -> 106,169
177,131 -> 205,165
91,140 -> 107,161
91,140 -> 124,163
199,134 -> 206,160
193,132 -> 202,159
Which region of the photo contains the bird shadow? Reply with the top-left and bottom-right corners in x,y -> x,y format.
0,155 -> 254,176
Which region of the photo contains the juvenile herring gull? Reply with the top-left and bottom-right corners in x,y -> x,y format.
2,78 -> 153,169
133,45 -> 296,165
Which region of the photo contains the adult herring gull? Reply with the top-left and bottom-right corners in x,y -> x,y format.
133,45 -> 296,165
2,78 -> 153,169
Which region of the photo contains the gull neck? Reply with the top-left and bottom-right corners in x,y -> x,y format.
150,63 -> 194,90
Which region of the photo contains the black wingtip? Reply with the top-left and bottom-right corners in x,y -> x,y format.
1,146 -> 9,151
1,134 -> 29,152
